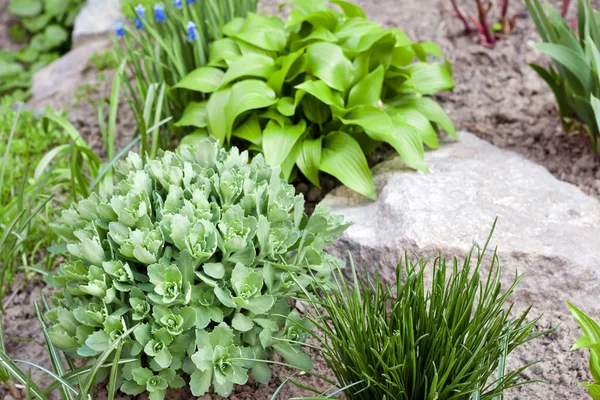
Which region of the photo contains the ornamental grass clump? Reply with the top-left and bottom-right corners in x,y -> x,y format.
114,0 -> 258,151
175,0 -> 456,199
304,235 -> 545,399
45,139 -> 347,399
527,0 -> 600,152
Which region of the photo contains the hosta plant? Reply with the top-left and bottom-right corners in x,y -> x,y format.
527,0 -> 600,152
301,232 -> 546,399
45,139 -> 347,399
568,303 -> 600,399
175,0 -> 455,199
114,0 -> 258,154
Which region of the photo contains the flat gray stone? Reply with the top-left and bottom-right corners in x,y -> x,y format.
72,0 -> 122,47
322,131 -> 600,399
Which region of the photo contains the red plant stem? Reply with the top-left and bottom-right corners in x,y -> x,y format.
500,0 -> 509,20
475,0 -> 496,45
561,0 -> 571,18
450,0 -> 472,34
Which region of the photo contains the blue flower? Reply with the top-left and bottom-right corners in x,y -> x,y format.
134,17 -> 143,29
135,4 -> 145,18
154,4 -> 166,23
186,21 -> 197,41
115,22 -> 125,37
186,0 -> 196,4
173,0 -> 182,8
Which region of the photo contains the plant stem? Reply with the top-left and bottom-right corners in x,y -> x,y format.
450,0 -> 472,34
561,0 -> 571,18
475,0 -> 496,45
2,380 -> 21,400
500,0 -> 509,19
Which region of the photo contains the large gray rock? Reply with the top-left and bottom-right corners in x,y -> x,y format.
72,0 -> 122,47
322,131 -> 600,400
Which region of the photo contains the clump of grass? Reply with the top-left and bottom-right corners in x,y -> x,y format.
303,230 -> 547,399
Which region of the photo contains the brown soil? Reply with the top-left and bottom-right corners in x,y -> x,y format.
2,0 -> 600,399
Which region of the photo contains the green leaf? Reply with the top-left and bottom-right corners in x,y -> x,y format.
190,369 -> 212,396
85,330 -> 110,352
348,65 -> 385,108
232,313 -> 254,332
267,49 -> 306,96
531,43 -> 593,90
294,80 -> 344,110
44,25 -> 69,48
330,0 -> 366,18
319,131 -> 375,199
228,13 -> 287,52
175,101 -> 207,128
388,107 -> 439,149
22,13 -> 53,32
222,80 -> 278,142
46,0 -> 69,15
272,343 -> 313,370
404,62 -> 454,95
262,119 -> 307,169
208,38 -> 241,67
305,42 -> 354,92
8,0 -> 42,17
206,88 -> 232,143
341,105 -> 427,172
296,137 -> 322,187
391,96 -> 456,138
175,67 -> 224,93
219,54 -> 276,88
591,95 -> 600,137
231,114 -> 262,145
277,97 -> 296,116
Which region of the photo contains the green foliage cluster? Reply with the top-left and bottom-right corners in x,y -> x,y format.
175,0 -> 455,199
45,139 -> 347,399
569,303 -> 600,399
1,0 -> 85,96
303,236 -> 545,399
114,0 -> 258,152
527,0 -> 600,152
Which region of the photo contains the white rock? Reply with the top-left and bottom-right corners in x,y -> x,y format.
322,131 -> 600,399
72,0 -> 123,47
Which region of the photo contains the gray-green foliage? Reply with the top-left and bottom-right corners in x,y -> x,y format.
527,0 -> 600,152
46,139 -> 347,399
175,0 -> 455,199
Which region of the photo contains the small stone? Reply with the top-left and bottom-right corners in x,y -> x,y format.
306,187 -> 321,203
72,0 -> 123,48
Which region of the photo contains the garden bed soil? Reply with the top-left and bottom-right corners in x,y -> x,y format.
2,0 -> 600,399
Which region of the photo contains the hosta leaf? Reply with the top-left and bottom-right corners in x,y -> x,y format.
296,137 -> 322,187
319,131 -> 375,199
330,0 -> 366,18
531,43 -> 593,90
287,10 -> 338,31
228,13 -> 287,52
262,119 -> 307,168
223,80 -> 277,141
280,140 -> 301,181
404,62 -> 454,95
174,101 -> 207,128
219,54 -> 276,88
232,114 -> 262,145
175,67 -> 224,93
294,80 -> 344,110
305,42 -> 354,91
206,88 -> 232,142
341,105 -> 427,172
388,107 -> 440,149
390,96 -> 457,138
348,64 -> 384,108
208,38 -> 241,67
267,48 -> 306,95
8,0 -> 42,17
277,97 -> 296,116
583,382 -> 600,400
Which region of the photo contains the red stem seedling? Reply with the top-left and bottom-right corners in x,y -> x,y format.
450,0 -> 472,34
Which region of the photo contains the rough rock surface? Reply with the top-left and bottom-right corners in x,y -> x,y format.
322,131 -> 600,399
72,0 -> 122,47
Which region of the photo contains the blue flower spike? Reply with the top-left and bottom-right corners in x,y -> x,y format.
154,4 -> 166,23
134,4 -> 145,29
174,0 -> 182,8
187,0 -> 196,4
186,21 -> 197,41
116,21 -> 125,37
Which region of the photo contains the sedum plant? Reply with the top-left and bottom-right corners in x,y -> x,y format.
301,233 -> 545,399
175,0 -> 456,199
568,303 -> 600,399
527,0 -> 600,152
45,139 -> 347,399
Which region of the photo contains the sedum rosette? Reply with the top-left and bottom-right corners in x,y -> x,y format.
46,139 -> 347,399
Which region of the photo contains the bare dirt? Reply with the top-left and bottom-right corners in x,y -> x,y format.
2,0 -> 600,399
